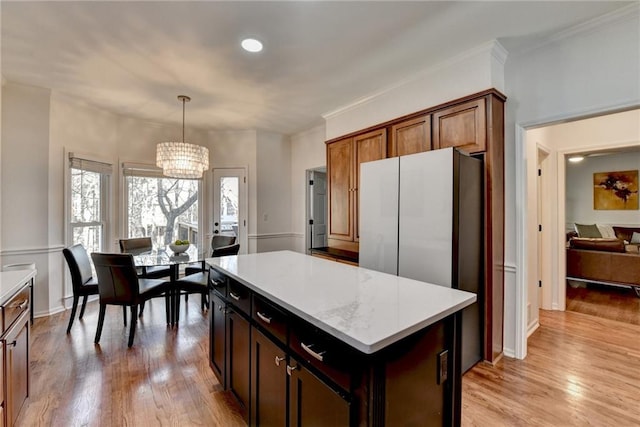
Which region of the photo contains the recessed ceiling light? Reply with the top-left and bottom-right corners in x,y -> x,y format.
568,155 -> 584,163
241,38 -> 263,53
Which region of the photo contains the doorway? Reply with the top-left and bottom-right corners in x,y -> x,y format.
305,167 -> 327,252
518,108 -> 640,358
212,168 -> 248,254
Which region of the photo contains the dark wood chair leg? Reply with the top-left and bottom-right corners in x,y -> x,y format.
165,293 -> 171,325
66,295 -> 80,334
128,305 -> 138,348
79,295 -> 89,319
94,304 -> 106,344
201,292 -> 206,311
139,301 -> 146,317
123,306 -> 127,326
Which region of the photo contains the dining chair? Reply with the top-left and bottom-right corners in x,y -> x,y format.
119,237 -> 172,279
63,244 -> 129,334
184,235 -> 239,277
91,252 -> 171,347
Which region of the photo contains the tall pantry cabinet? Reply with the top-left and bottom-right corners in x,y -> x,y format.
325,89 -> 506,363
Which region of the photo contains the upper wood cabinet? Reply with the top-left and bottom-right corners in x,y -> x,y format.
326,129 -> 386,244
325,88 -> 506,365
353,129 -> 386,241
389,114 -> 431,157
327,138 -> 354,242
433,98 -> 486,154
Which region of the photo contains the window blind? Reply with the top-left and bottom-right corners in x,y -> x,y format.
68,153 -> 113,175
121,162 -> 164,178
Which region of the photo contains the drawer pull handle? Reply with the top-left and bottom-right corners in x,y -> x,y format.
210,279 -> 224,287
286,364 -> 298,376
256,311 -> 272,324
229,292 -> 241,301
301,342 -> 326,362
10,299 -> 28,310
275,356 -> 285,366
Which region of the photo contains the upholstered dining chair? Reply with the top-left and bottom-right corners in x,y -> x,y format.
63,244 -> 129,334
179,236 -> 240,318
91,252 -> 171,347
62,244 -> 102,334
119,237 -> 172,279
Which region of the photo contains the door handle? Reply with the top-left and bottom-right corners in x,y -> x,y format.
286,364 -> 298,376
275,356 -> 285,366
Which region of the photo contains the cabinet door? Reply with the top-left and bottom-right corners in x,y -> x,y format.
353,129 -> 387,241
209,292 -> 226,387
288,361 -> 351,427
433,98 -> 486,153
227,310 -> 251,419
389,115 -> 431,157
4,312 -> 29,427
327,138 -> 354,241
250,329 -> 287,427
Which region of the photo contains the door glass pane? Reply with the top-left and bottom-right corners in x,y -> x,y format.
71,169 -> 101,223
127,176 -> 199,246
220,177 -> 239,236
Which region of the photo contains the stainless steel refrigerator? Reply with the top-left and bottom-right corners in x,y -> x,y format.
359,147 -> 483,372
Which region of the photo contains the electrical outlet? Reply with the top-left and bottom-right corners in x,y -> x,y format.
438,350 -> 448,384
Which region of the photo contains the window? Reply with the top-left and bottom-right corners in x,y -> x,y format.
123,163 -> 201,247
68,154 -> 111,253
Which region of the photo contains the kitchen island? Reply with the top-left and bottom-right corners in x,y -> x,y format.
206,250 -> 475,426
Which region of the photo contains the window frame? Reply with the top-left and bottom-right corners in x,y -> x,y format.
121,162 -> 205,250
65,151 -> 112,252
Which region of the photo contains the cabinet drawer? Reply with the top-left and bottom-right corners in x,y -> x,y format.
228,279 -> 251,316
252,295 -> 288,345
290,323 -> 360,392
209,267 -> 227,297
2,287 -> 30,333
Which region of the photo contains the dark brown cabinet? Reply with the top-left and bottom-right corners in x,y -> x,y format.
0,274 -> 32,427
389,114 -> 431,157
209,293 -> 226,386
433,97 -> 486,154
251,329 -> 287,427
288,360 -> 351,427
227,309 -> 251,418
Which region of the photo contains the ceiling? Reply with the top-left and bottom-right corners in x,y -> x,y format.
1,1 -> 632,135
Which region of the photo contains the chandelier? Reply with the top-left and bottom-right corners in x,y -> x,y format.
156,95 -> 209,179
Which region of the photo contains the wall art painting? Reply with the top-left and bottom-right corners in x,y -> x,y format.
593,170 -> 638,210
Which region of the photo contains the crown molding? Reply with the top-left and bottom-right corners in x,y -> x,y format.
517,3 -> 639,56
323,40 -> 504,121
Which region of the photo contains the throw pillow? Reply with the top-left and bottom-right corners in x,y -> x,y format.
596,224 -> 616,239
631,232 -> 640,244
574,223 -> 602,238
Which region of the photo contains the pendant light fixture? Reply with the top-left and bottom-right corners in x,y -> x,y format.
156,95 -> 209,179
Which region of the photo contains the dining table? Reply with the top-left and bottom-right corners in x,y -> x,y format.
132,244 -> 208,327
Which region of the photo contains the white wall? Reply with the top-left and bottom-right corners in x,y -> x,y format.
1,82 -> 55,316
290,125 -> 326,253
209,129 -> 258,252
566,151 -> 640,227
324,40 -> 506,140
509,4 -> 640,358
2,85 -> 211,316
255,131 -> 292,252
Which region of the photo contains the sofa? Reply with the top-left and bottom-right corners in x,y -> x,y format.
566,225 -> 640,297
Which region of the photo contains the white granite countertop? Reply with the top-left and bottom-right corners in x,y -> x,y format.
0,269 -> 36,305
207,250 -> 476,354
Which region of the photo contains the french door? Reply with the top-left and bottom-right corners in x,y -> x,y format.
212,168 -> 248,254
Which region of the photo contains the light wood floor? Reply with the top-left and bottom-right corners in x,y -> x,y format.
18,297 -> 640,426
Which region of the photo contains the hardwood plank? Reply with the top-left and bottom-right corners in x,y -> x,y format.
462,309 -> 640,425
18,290 -> 640,426
18,298 -> 245,427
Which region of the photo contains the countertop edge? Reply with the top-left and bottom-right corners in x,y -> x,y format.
208,260 -> 475,354
0,269 -> 37,305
